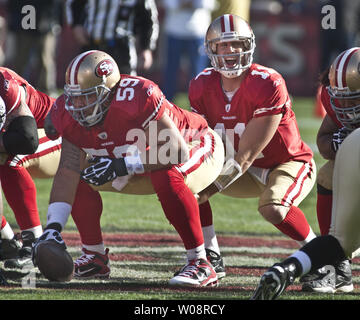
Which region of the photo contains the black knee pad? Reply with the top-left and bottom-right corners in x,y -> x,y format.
3,116 -> 39,155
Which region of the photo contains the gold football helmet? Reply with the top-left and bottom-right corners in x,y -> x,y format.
64,50 -> 121,127
328,47 -> 360,130
205,14 -> 255,78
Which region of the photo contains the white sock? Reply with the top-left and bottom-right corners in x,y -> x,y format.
0,222 -> 14,240
82,243 -> 106,255
22,225 -> 43,239
290,250 -> 312,276
202,225 -> 220,255
296,227 -> 317,246
186,244 -> 206,262
47,202 -> 72,230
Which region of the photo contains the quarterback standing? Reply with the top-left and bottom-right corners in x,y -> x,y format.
0,67 -> 61,270
33,50 -> 225,287
252,47 -> 360,300
190,14 -> 317,264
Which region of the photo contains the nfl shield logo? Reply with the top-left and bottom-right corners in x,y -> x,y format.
98,132 -> 108,140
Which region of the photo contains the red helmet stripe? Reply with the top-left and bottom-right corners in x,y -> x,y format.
229,14 -> 234,31
220,16 -> 225,32
221,14 -> 235,33
69,50 -> 97,85
342,48 -> 360,88
336,48 -> 359,88
66,58 -> 76,84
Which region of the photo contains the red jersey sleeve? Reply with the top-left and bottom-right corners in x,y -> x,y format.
138,82 -> 166,129
50,95 -> 74,136
320,85 -> 342,128
0,72 -> 21,114
250,68 -> 289,118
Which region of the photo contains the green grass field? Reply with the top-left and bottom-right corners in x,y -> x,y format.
3,93 -> 355,306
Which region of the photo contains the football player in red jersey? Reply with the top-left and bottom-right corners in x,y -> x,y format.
189,14 -> 317,266
0,67 -> 62,272
252,47 -> 360,300
33,50 -> 225,287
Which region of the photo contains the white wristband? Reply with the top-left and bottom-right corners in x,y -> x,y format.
46,202 -> 72,230
124,153 -> 144,174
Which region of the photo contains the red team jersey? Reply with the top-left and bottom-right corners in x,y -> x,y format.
189,64 -> 313,169
51,75 -> 209,162
0,67 -> 55,127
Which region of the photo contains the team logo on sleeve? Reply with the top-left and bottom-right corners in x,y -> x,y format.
3,79 -> 9,91
95,59 -> 114,77
147,85 -> 154,97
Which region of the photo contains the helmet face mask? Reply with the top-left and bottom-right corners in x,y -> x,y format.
205,15 -> 255,78
64,50 -> 120,127
327,47 -> 360,130
328,90 -> 360,130
64,80 -> 111,127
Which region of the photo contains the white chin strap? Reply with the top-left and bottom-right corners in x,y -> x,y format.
84,103 -> 101,125
219,68 -> 244,78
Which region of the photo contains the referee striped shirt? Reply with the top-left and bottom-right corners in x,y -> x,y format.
66,0 -> 159,51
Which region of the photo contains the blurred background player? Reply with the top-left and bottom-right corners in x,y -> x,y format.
211,0 -> 251,21
160,0 -> 215,102
5,0 -> 63,95
190,14 -> 317,266
66,0 -> 159,75
0,67 -> 61,269
251,47 -> 360,300
33,50 -> 225,287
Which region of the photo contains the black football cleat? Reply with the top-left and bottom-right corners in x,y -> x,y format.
301,259 -> 353,293
4,231 -> 36,269
251,263 -> 295,300
0,235 -> 22,260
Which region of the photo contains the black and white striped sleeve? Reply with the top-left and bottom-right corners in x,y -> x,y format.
65,0 -> 87,26
134,0 -> 159,51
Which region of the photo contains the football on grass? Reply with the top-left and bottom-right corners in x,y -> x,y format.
35,240 -> 74,282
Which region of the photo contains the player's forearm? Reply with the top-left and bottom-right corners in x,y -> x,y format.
49,138 -> 84,205
142,141 -> 189,172
49,168 -> 80,205
234,149 -> 257,174
46,168 -> 80,232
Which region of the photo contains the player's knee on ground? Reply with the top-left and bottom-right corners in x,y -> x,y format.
258,204 -> 288,224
